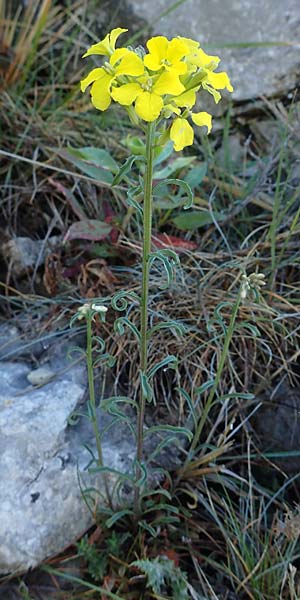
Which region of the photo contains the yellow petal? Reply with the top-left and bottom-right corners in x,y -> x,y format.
191,111 -> 212,133
109,27 -> 128,49
206,70 -> 233,91
110,48 -> 130,64
114,51 -> 145,76
146,36 -> 168,64
167,38 -> 189,62
174,88 -> 197,108
111,83 -> 141,105
82,36 -> 110,58
153,71 -> 185,96
90,76 -> 112,111
170,117 -> 194,151
178,37 -> 200,52
82,28 -> 127,58
144,54 -> 163,71
166,60 -> 187,75
80,68 -> 105,93
193,48 -> 220,68
135,91 -> 163,122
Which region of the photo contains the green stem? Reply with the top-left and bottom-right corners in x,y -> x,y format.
177,290 -> 242,481
134,121 -> 156,516
86,315 -> 111,505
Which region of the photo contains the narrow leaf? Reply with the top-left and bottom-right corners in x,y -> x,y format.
153,177 -> 193,209
184,163 -> 207,189
148,355 -> 178,379
56,148 -> 114,184
112,154 -> 144,185
173,210 -> 225,230
153,156 -> 195,179
64,220 -> 112,242
66,146 -> 118,172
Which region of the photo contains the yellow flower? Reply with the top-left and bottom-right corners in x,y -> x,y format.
82,27 -> 128,58
170,111 -> 212,151
202,70 -> 233,103
80,28 -> 233,127
178,36 -> 233,103
111,71 -> 186,122
144,35 -> 189,75
179,36 -> 220,71
80,48 -> 144,111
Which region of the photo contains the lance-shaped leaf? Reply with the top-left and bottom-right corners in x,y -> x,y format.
153,155 -> 195,179
127,182 -> 143,215
177,387 -> 197,430
56,146 -> 117,184
105,509 -> 134,529
132,458 -> 148,487
153,177 -> 193,209
146,435 -> 179,464
149,248 -> 180,288
153,140 -> 173,166
148,355 -> 178,379
111,289 -> 140,311
147,319 -> 186,338
144,424 -> 193,441
114,317 -> 141,342
64,219 -> 112,242
184,162 -> 207,189
173,209 -> 225,230
112,154 -> 145,185
140,371 -> 154,402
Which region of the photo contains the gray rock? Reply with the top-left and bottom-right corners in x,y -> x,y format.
0,236 -> 60,276
27,367 -> 55,386
253,381 -> 300,474
0,347 -> 135,574
128,0 -> 300,102
0,330 -> 183,574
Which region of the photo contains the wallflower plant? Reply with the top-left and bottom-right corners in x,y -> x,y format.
78,28 -> 233,517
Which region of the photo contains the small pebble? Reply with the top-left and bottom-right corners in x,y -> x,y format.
27,367 -> 55,386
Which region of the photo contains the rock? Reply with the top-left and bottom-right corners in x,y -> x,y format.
127,0 -> 300,102
0,321 -> 58,361
0,236 -> 60,276
253,381 -> 300,474
0,334 -> 182,575
0,344 -> 135,574
27,366 -> 55,386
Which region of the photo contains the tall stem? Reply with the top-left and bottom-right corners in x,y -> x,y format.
177,290 -> 242,482
86,315 -> 111,505
134,121 -> 156,516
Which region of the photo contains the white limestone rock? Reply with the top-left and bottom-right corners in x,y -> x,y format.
128,0 -> 300,102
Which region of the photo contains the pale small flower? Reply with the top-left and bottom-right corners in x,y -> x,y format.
241,272 -> 266,300
77,303 -> 91,320
91,304 -> 108,313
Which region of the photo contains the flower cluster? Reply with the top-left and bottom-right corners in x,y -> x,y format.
80,28 -> 233,151
240,272 -> 266,300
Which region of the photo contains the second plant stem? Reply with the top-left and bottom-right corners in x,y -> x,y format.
134,121 -> 156,516
86,315 -> 112,506
177,289 -> 242,481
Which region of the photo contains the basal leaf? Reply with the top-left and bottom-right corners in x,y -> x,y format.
184,163 -> 207,189
66,146 -> 118,172
56,148 -> 114,184
64,220 -> 112,242
153,156 -> 195,180
173,210 -> 224,230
